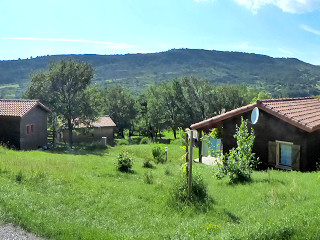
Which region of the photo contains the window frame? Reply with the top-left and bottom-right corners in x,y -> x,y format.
275,140 -> 293,170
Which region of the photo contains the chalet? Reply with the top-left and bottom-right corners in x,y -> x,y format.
0,99 -> 51,150
191,97 -> 320,171
62,116 -> 116,144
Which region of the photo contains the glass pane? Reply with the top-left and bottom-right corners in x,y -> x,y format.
280,144 -> 292,166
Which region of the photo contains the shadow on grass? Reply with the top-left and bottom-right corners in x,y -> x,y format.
47,143 -> 109,156
224,210 -> 241,224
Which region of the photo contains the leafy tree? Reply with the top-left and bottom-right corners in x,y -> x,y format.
24,59 -> 100,147
215,117 -> 259,183
251,91 -> 272,103
103,85 -> 137,138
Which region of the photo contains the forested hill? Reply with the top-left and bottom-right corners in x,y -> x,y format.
1,48 -> 320,98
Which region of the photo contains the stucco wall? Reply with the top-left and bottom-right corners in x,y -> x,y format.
20,106 -> 48,150
63,127 -> 114,144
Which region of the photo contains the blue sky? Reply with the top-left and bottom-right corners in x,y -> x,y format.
1,0 -> 320,64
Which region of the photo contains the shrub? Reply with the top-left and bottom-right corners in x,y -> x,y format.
144,171 -> 153,184
116,139 -> 130,145
116,152 -> 133,173
143,159 -> 155,169
172,172 -> 210,207
140,137 -> 150,144
215,117 -> 259,184
16,170 -> 23,183
152,145 -> 166,164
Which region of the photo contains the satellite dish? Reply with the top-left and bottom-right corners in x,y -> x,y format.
251,107 -> 259,124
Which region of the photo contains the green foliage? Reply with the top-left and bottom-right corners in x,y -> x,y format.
152,145 -> 166,163
115,139 -> 130,145
143,159 -> 155,169
140,137 -> 150,144
116,151 -> 133,173
0,145 -> 319,239
208,128 -> 222,139
172,172 -> 210,207
144,171 -> 153,184
15,170 -> 23,183
4,49 -> 320,99
251,91 -> 273,103
103,85 -> 137,138
215,117 -> 259,184
24,59 -> 101,147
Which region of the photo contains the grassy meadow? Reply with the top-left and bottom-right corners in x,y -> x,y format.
0,136 -> 319,239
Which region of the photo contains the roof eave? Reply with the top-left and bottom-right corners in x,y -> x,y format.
190,103 -> 257,130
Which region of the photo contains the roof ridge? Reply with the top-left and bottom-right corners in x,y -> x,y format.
0,99 -> 39,102
258,96 -> 316,103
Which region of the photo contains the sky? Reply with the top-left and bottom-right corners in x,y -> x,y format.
1,0 -> 320,65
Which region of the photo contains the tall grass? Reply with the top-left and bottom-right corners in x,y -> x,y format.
0,144 -> 319,239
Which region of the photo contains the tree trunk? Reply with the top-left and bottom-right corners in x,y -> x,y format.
67,118 -> 73,148
173,129 -> 177,139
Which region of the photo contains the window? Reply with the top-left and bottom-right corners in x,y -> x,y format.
26,124 -> 35,134
268,141 -> 300,170
278,142 -> 293,167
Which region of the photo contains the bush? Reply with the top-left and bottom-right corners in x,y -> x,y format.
144,171 -> 153,184
152,145 -> 166,164
215,117 -> 259,184
172,172 -> 210,208
143,159 -> 155,169
140,137 -> 150,144
116,139 -> 130,145
16,170 -> 23,183
116,152 -> 133,173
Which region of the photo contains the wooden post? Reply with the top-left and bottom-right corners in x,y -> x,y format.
198,130 -> 202,163
185,132 -> 189,177
188,130 -> 193,200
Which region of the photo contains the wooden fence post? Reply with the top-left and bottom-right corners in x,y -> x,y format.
188,130 -> 193,200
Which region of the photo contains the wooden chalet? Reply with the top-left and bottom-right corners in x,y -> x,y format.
191,97 -> 320,171
0,99 -> 51,150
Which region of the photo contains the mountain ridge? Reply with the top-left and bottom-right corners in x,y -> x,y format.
0,48 -> 319,98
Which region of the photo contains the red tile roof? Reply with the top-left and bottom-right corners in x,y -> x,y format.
0,99 -> 50,118
91,116 -> 116,127
191,97 -> 320,133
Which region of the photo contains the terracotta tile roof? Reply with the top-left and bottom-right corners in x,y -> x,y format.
75,116 -> 116,128
258,97 -> 320,132
0,99 -> 50,118
191,97 -> 320,133
91,116 -> 116,127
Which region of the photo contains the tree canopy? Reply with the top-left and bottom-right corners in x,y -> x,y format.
24,59 -> 101,147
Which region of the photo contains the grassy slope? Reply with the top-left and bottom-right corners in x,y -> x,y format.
0,142 -> 319,239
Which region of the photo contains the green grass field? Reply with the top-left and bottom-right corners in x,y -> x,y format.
0,141 -> 319,239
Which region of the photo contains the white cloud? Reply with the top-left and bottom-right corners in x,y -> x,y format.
300,24 -> 320,35
0,37 -> 134,49
234,0 -> 320,13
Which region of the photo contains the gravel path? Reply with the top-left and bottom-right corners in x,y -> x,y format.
0,224 -> 45,240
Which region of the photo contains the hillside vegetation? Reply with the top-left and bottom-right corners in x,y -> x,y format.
1,49 -> 320,98
0,141 -> 319,239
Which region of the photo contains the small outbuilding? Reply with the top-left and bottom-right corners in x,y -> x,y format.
62,116 -> 116,145
191,97 -> 320,171
0,99 -> 51,150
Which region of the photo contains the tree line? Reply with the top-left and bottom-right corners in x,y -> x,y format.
24,59 -> 271,146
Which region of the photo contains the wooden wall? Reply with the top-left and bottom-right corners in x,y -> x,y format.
222,110 -> 311,171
